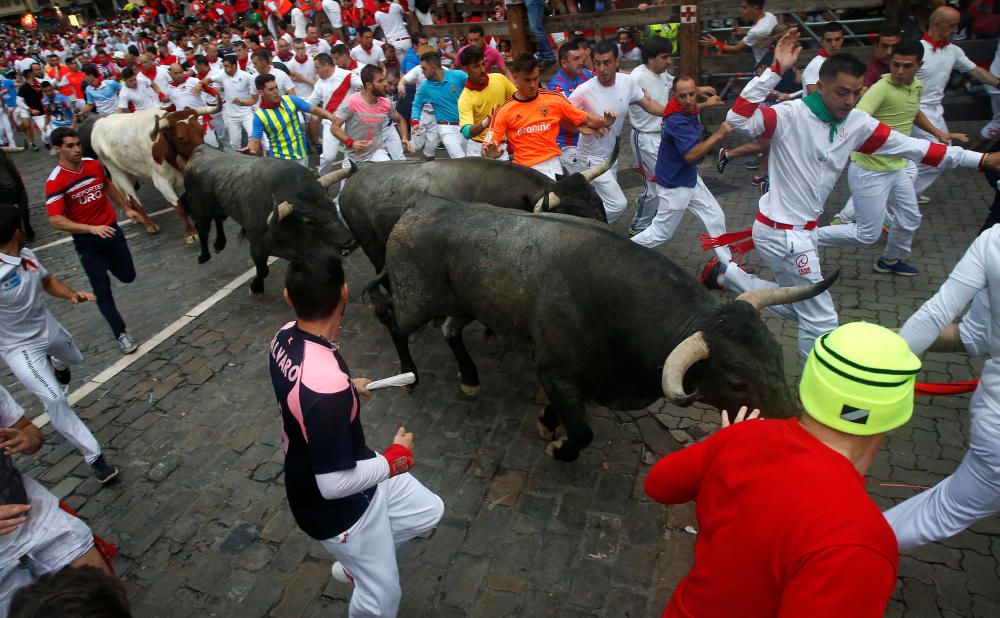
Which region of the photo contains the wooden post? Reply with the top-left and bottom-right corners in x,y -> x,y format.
678,1 -> 701,81
507,3 -> 532,58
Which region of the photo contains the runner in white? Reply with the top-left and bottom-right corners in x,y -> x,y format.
251,49 -> 297,96
567,40 -> 665,223
203,54 -> 258,150
117,67 -> 162,112
912,5 -> 1000,202
350,27 -> 387,71
287,38 -> 318,152
801,22 -> 844,96
165,63 -> 219,147
309,52 -> 362,175
0,205 -> 118,483
699,0 -> 778,67
702,29 -> 1000,360
331,64 -> 411,164
886,225 -> 1000,550
374,1 -> 411,55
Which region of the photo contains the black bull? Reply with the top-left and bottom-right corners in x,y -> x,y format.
367,199 -> 837,462
0,149 -> 32,242
181,145 -> 356,294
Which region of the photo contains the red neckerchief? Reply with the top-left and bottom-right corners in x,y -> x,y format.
621,42 -> 637,54
360,42 -> 373,52
238,56 -> 249,70
377,2 -> 390,12
922,33 -> 951,51
293,53 -> 307,64
197,68 -> 211,79
259,98 -> 281,109
662,97 -> 698,118
818,48 -> 830,58
278,50 -> 293,61
465,74 -> 489,91
347,58 -> 358,70
305,36 -> 319,45
139,65 -> 157,80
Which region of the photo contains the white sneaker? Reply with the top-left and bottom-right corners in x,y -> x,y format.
117,332 -> 138,354
331,561 -> 355,586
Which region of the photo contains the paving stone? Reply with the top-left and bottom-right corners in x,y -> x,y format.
469,589 -> 519,617
269,561 -> 329,618
441,553 -> 488,609
483,469 -> 527,509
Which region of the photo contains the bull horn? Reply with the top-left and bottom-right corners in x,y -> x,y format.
735,270 -> 840,310
661,331 -> 710,406
267,200 -> 294,226
580,138 -> 620,182
532,192 -> 560,213
317,162 -> 357,189
149,114 -> 171,140
193,100 -> 223,115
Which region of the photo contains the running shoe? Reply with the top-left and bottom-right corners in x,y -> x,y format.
918,195 -> 930,205
331,562 -> 355,585
91,455 -> 120,484
54,366 -> 71,389
744,153 -> 762,170
882,219 -> 892,233
117,332 -> 138,354
716,148 -> 729,174
628,227 -> 645,237
699,258 -> 724,290
759,176 -> 770,196
751,174 -> 767,186
830,215 -> 845,225
874,257 -> 919,276
30,143 -> 39,152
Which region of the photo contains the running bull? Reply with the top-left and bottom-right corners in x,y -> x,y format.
181,145 -> 357,295
0,149 -> 32,242
368,199 -> 837,462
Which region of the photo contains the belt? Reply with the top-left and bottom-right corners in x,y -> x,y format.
392,36 -> 410,41
755,212 -> 817,231
437,121 -> 458,125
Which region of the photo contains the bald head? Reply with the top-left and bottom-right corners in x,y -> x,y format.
169,63 -> 185,81
928,6 -> 961,41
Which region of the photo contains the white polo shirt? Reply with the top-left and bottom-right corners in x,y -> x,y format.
207,68 -> 256,117
570,73 -> 643,160
117,78 -> 160,111
0,248 -> 50,352
166,76 -> 207,111
375,3 -> 409,43
743,12 -> 778,64
350,43 -> 386,68
286,55 -> 317,99
917,39 -> 977,111
627,64 -> 673,133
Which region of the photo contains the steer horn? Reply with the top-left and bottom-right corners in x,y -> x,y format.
193,99 -> 223,116
580,138 -> 620,182
532,192 -> 560,213
735,270 -> 841,310
317,161 -> 358,189
267,199 -> 294,226
661,331 -> 710,406
149,114 -> 171,140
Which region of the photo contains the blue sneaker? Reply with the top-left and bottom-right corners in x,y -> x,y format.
874,257 -> 919,276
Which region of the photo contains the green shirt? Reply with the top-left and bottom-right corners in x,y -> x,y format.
850,74 -> 923,172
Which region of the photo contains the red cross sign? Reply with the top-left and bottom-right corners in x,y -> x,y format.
680,4 -> 697,23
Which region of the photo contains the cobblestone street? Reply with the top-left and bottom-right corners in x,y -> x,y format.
3,119 -> 999,617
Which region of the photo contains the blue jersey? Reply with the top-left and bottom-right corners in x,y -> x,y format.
251,95 -> 313,160
84,79 -> 122,115
401,48 -> 421,74
44,93 -> 74,126
548,68 -> 594,148
0,79 -> 16,108
411,69 -> 467,124
655,106 -> 701,189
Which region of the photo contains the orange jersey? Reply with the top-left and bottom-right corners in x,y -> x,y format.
484,89 -> 589,167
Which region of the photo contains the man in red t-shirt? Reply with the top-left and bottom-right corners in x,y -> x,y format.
44,127 -> 144,355
645,322 -> 920,618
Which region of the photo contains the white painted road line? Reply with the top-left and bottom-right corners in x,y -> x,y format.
33,257 -> 278,429
31,207 -> 175,252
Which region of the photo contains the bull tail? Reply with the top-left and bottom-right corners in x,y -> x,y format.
362,270 -> 396,327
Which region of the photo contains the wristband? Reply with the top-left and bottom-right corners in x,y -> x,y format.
980,152 -> 990,172
715,41 -> 725,51
345,137 -> 354,148
770,62 -> 782,75
383,444 -> 414,477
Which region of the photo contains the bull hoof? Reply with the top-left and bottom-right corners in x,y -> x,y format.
537,419 -> 554,441
249,282 -> 264,297
545,438 -> 580,462
185,233 -> 199,244
198,253 -> 211,264
214,239 -> 226,253
145,222 -> 161,234
460,383 -> 480,397
545,438 -> 567,458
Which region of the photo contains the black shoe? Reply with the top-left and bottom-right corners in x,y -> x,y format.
716,148 -> 729,174
699,258 -> 724,290
91,455 -> 119,484
54,366 -> 71,386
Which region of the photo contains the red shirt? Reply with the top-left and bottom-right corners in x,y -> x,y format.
45,158 -> 117,226
644,419 -> 897,618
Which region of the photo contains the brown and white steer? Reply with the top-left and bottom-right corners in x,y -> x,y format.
89,103 -> 221,241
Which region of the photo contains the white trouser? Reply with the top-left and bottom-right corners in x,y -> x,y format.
565,153 -> 626,223
267,14 -> 280,40
390,37 -> 412,55
411,110 -> 439,158
0,108 -> 16,146
1,314 -> 100,464
723,221 -> 838,360
884,362 -> 1000,550
224,112 -> 255,150
319,473 -> 444,618
0,475 -> 94,616
346,148 -> 391,165
531,156 -> 562,180
466,139 -> 508,159
631,176 -> 732,262
437,124 -> 468,159
983,93 -> 1000,140
200,115 -> 219,148
30,115 -> 46,134
629,129 -> 661,232
911,107 -> 947,195
559,145 -> 581,176
383,122 -> 404,160
818,163 -> 921,261
319,118 -> 342,176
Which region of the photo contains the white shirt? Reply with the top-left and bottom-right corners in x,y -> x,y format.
801,54 -> 826,92
118,78 -> 160,111
142,64 -> 172,94
322,0 -> 343,28
727,67 -> 981,226
375,3 -> 409,42
350,43 -> 386,68
262,66 -> 296,96
618,46 -> 641,61
286,55 -> 317,99
207,68 -> 256,116
167,76 -> 207,111
627,64 -> 673,133
304,38 -> 332,58
917,39 -> 977,110
308,67 -> 362,112
569,74 -> 643,159
743,12 -> 778,64
986,40 -> 1000,96
0,249 -> 50,352
291,8 -> 309,38
15,57 -> 36,73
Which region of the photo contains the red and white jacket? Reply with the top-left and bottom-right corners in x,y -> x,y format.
727,67 -> 982,226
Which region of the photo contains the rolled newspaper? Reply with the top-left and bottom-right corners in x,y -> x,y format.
365,372 -> 417,391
